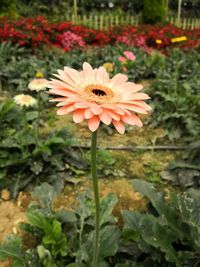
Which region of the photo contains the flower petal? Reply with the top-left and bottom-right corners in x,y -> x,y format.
111,73 -> 128,87
57,70 -> 76,87
88,116 -> 100,132
57,105 -> 75,115
124,100 -> 152,111
117,104 -> 147,114
49,89 -> 76,98
74,102 -> 91,108
96,67 -> 109,84
64,67 -> 82,83
48,79 -> 77,91
83,62 -> 95,82
49,97 -> 67,102
117,82 -> 143,93
112,120 -> 125,134
103,109 -> 121,121
122,114 -> 143,127
123,93 -> 150,101
56,97 -> 82,106
73,109 -> 85,123
84,108 -> 94,119
99,112 -> 112,125
90,104 -> 103,115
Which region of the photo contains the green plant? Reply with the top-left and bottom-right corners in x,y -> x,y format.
142,0 -> 166,24
0,0 -> 16,17
0,43 -> 163,94
0,99 -> 87,197
84,149 -> 116,177
145,161 -> 161,183
151,49 -> 200,141
122,179 -> 200,267
0,182 -> 121,266
161,140 -> 200,188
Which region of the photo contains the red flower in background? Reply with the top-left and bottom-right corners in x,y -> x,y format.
0,16 -> 199,51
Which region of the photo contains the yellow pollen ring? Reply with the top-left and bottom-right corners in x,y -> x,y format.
83,84 -> 114,104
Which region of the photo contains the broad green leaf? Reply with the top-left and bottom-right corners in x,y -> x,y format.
33,182 -> 59,210
99,226 -> 121,259
100,193 -> 118,226
56,209 -> 77,223
43,220 -> 62,244
27,210 -> 50,232
26,111 -> 38,121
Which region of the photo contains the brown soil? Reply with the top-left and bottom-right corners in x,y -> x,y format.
0,193 -> 31,267
54,178 -> 146,217
0,192 -> 32,244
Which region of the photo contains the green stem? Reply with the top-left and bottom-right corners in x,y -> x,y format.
24,110 -> 28,153
36,92 -> 41,147
91,131 -> 100,267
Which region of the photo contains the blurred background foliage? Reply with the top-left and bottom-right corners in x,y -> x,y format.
1,0 -> 200,20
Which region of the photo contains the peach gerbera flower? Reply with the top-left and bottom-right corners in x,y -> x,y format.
48,62 -> 151,134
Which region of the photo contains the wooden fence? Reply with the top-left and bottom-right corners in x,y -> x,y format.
169,17 -> 200,29
65,13 -> 200,30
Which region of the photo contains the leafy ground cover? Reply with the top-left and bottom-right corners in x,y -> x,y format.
1,180 -> 199,267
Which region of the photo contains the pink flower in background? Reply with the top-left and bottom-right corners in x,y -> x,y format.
118,35 -> 147,49
48,62 -> 151,134
60,31 -> 85,51
118,56 -> 127,63
123,51 -> 136,61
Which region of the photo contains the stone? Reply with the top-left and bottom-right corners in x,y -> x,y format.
1,189 -> 10,201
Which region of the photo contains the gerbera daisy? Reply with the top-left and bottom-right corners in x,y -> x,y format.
14,94 -> 37,107
28,78 -> 49,92
48,62 -> 151,134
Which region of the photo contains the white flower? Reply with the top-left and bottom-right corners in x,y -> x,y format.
28,78 -> 49,92
14,94 -> 37,107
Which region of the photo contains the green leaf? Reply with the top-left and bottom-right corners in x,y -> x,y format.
43,220 -> 62,244
45,136 -> 66,146
0,235 -> 25,266
132,179 -> 163,206
33,182 -> 59,210
51,235 -> 68,257
27,210 -> 50,230
30,160 -> 43,175
99,226 -> 121,259
26,111 -> 38,121
178,189 -> 200,227
100,193 -> 118,226
56,209 -> 77,223
122,211 -> 179,264
0,168 -> 7,179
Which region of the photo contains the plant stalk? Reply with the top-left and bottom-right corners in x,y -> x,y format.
91,131 -> 100,267
24,110 -> 28,153
36,92 -> 41,147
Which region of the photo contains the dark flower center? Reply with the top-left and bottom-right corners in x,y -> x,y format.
92,89 -> 106,96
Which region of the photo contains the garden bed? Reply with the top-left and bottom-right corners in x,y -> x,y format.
0,22 -> 200,265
